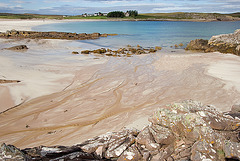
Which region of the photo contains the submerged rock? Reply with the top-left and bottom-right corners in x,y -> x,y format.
1,100 -> 240,160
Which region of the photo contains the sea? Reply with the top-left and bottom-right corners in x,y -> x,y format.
33,21 -> 240,49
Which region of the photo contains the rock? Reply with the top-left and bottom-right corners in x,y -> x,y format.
209,29 -> 240,46
185,39 -> 209,51
186,29 -> 240,55
2,100 -> 240,161
179,43 -> 184,47
105,134 -> 135,158
107,34 -> 118,36
236,45 -> 240,53
0,143 -> 26,160
136,126 -> 160,151
149,124 -> 174,145
0,30 -> 117,40
155,46 -> 162,50
92,48 -> 107,54
0,79 -> 20,84
72,51 -> 79,54
223,140 -> 240,160
81,50 -> 91,54
191,140 -> 219,161
148,48 -> 157,53
118,144 -> 142,161
223,104 -> 240,120
100,33 -> 108,37
231,104 -> 240,113
79,128 -> 139,159
22,145 -> 101,160
80,46 -> 160,57
5,45 -> 28,51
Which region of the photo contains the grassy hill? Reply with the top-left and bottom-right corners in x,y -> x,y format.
137,12 -> 239,21
228,12 -> 240,18
0,12 -> 239,21
0,13 -> 64,19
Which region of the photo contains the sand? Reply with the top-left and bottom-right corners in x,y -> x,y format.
0,19 -> 108,32
0,19 -> 240,148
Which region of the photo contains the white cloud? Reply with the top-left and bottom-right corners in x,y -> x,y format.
0,0 -> 239,15
12,0 -> 28,4
0,2 -> 9,7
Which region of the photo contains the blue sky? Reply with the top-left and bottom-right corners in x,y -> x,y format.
0,0 -> 239,15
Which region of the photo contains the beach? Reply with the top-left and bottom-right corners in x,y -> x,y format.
0,19 -> 240,148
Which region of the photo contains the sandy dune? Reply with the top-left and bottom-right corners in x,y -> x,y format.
0,19 -> 240,148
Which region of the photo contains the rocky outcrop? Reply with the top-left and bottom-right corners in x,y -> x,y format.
0,30 -> 117,40
207,29 -> 240,55
81,46 -> 162,57
1,100 -> 240,160
185,29 -> 240,55
4,45 -> 28,51
185,39 -> 209,51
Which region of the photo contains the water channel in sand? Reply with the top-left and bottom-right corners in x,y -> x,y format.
0,37 -> 239,148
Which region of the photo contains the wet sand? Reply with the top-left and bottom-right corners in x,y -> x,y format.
0,19 -> 240,148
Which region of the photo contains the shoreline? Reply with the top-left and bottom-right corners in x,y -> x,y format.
0,19 -> 239,148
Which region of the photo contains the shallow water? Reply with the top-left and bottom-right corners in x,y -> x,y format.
33,21 -> 240,48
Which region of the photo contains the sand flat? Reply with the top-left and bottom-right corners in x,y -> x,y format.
207,53 -> 240,92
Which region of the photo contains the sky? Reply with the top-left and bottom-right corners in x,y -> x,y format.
0,0 -> 239,15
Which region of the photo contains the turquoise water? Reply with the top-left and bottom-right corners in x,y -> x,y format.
33,21 -> 240,49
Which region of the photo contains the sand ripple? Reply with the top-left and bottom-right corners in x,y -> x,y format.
0,52 -> 239,148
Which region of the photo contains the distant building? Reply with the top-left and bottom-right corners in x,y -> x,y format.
125,12 -> 130,17
82,12 -> 107,17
